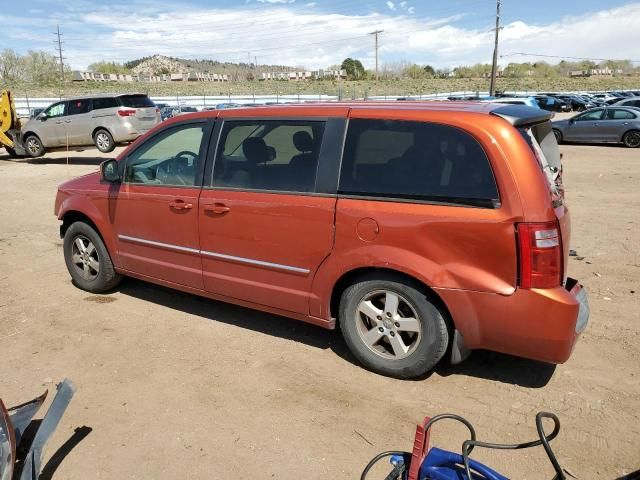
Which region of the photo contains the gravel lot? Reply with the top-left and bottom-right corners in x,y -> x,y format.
0,139 -> 638,479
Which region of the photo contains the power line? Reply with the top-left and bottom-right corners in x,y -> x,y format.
501,52 -> 640,64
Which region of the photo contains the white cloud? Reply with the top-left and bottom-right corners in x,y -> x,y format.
386,1 -> 396,11
304,2 -> 317,6
5,1 -> 640,71
257,0 -> 295,3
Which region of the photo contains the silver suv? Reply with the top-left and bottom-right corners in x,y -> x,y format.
20,93 -> 160,157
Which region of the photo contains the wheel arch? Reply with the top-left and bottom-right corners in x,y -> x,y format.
58,207 -> 119,266
92,126 -> 113,139
329,267 -> 454,333
621,128 -> 640,144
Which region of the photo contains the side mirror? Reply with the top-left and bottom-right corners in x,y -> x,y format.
38,113 -> 47,121
100,159 -> 120,183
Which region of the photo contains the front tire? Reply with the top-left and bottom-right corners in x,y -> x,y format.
339,275 -> 449,379
24,134 -> 44,158
622,130 -> 640,148
94,129 -> 115,153
63,222 -> 122,293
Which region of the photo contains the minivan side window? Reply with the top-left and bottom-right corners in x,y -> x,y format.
339,119 -> 499,207
44,102 -> 66,118
124,124 -> 205,187
92,97 -> 119,110
211,120 -> 326,193
68,99 -> 90,115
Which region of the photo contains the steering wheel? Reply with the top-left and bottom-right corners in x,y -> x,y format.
175,150 -> 198,161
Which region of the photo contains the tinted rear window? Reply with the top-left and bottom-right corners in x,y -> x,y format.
118,95 -> 155,108
92,97 -> 119,110
339,119 -> 499,207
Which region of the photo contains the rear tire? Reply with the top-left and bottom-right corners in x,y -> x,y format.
24,134 -> 44,158
622,130 -> 640,148
94,129 -> 115,153
339,274 -> 449,379
553,129 -> 563,144
63,221 -> 122,293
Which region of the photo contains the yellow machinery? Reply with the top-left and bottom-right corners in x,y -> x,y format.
0,90 -> 26,157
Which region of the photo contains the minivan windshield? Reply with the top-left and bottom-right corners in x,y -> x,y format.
118,95 -> 155,108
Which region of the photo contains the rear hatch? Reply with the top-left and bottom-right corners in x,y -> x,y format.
117,94 -> 159,131
519,120 -> 570,283
490,105 -> 569,284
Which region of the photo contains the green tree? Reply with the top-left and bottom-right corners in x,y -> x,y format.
0,49 -> 22,82
403,63 -> 428,79
341,57 -> 365,80
423,65 -> 435,77
87,61 -> 131,74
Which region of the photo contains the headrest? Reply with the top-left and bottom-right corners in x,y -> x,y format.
242,137 -> 270,164
293,131 -> 313,152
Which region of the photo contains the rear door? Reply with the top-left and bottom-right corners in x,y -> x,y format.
112,119 -> 212,289
65,98 -> 93,146
197,114 -> 345,315
563,108 -> 604,141
118,94 -> 160,134
601,108 -> 638,141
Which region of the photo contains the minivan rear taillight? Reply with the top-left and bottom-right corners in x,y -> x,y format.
117,109 -> 137,117
517,222 -> 562,289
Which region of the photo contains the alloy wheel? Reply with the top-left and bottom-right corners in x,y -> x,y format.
624,131 -> 640,148
71,235 -> 100,281
354,290 -> 422,360
96,132 -> 110,151
26,137 -> 41,155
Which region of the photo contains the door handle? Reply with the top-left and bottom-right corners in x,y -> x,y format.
169,200 -> 193,210
204,203 -> 230,214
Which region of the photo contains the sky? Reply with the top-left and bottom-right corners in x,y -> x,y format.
4,0 -> 640,71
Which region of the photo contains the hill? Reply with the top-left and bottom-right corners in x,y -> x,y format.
125,54 -> 298,80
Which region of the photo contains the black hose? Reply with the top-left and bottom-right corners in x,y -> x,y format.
360,411 -> 564,480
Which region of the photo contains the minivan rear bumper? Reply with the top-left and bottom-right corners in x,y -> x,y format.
436,278 -> 589,364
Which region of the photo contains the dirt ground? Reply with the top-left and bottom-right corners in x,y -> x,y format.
0,140 -> 638,479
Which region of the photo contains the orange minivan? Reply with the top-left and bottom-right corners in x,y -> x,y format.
55,102 -> 589,378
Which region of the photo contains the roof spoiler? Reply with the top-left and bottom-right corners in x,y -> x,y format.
490,105 -> 553,127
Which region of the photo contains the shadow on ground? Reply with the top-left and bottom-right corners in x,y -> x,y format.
13,420 -> 92,480
116,278 -> 556,388
0,152 -> 108,165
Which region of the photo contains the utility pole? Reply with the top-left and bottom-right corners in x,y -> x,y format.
489,0 -> 502,96
54,24 -> 65,82
369,30 -> 383,80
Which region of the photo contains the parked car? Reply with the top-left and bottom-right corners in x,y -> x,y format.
55,102 -> 588,379
552,107 -> 640,147
20,93 -> 160,157
160,106 -> 176,121
533,95 -> 570,112
485,96 -> 539,108
552,95 -> 595,112
614,97 -> 640,108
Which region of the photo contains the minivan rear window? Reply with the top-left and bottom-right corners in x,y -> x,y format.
339,119 -> 499,208
118,95 -> 155,108
519,121 -> 563,203
92,97 -> 119,110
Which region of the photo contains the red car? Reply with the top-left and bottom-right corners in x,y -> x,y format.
55,102 -> 589,378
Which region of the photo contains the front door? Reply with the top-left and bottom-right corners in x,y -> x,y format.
112,120 -> 210,289
198,117 -> 340,314
563,108 -> 604,141
38,101 -> 67,147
